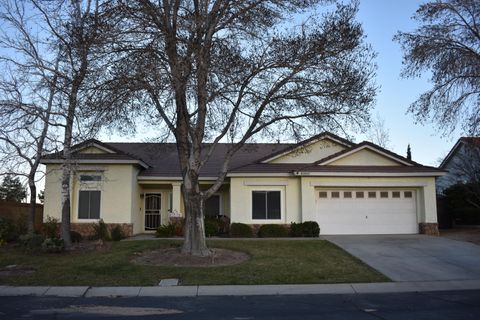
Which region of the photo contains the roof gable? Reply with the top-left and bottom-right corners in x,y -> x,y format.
260,132 -> 354,164
317,142 -> 414,167
439,137 -> 480,169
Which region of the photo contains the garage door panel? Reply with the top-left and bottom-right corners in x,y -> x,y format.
316,189 -> 417,235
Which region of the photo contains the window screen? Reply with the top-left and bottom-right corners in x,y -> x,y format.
78,190 -> 101,219
252,191 -> 281,219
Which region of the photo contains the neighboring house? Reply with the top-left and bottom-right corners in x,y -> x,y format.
437,137 -> 480,194
40,132 -> 444,237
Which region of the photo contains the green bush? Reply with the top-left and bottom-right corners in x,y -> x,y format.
290,222 -> 304,237
110,225 -> 125,241
90,219 -> 110,241
41,237 -> 64,253
18,233 -> 45,249
257,224 -> 288,238
70,231 -> 83,243
204,218 -> 220,237
155,224 -> 176,237
0,218 -> 17,243
230,223 -> 253,238
42,216 -> 59,239
302,221 -> 320,237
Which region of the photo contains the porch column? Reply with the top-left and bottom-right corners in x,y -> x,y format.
171,182 -> 183,217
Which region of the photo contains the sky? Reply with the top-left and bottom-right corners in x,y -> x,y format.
98,0 -> 459,167
354,0 -> 458,166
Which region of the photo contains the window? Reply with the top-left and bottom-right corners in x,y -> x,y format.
392,191 -> 401,198
356,191 -> 364,198
79,175 -> 101,182
380,191 -> 389,198
331,191 -> 340,198
252,191 -> 281,220
78,190 -> 101,219
368,191 -> 376,198
344,191 -> 352,198
404,191 -> 413,198
319,191 -> 327,198
205,194 -> 221,217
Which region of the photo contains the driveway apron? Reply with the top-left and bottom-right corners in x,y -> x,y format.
324,234 -> 480,281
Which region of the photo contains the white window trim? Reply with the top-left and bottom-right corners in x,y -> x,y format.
250,187 -> 285,223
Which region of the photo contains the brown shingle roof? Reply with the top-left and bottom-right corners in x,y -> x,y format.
41,134 -> 444,177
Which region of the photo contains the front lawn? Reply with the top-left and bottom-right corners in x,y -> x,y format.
0,240 -> 388,286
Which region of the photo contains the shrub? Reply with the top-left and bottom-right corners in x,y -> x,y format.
41,237 -> 64,253
230,223 -> 253,238
204,218 -> 220,237
18,233 -> 45,249
289,221 -> 320,237
90,219 -> 110,241
453,207 -> 480,225
171,218 -> 185,236
0,218 -> 17,243
302,221 -> 320,237
257,224 -> 288,238
290,222 -> 304,237
110,225 -> 125,241
42,216 -> 59,239
155,224 -> 176,237
70,231 -> 83,243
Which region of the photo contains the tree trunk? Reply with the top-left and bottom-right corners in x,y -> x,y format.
181,177 -> 210,257
27,179 -> 36,233
60,161 -> 72,247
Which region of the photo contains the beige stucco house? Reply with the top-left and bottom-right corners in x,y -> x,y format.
41,132 -> 444,236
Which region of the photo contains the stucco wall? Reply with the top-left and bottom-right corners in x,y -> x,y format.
328,149 -> 402,166
230,177 -> 301,224
43,164 -> 135,226
229,175 -> 438,226
269,139 -> 346,164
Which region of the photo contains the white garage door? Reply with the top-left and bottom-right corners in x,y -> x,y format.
316,189 -> 418,235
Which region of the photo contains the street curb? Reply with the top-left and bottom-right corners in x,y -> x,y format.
1,280 -> 480,297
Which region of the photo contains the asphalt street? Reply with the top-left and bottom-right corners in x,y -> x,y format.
1,290 -> 479,320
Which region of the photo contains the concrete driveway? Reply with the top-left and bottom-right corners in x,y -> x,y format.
324,235 -> 480,282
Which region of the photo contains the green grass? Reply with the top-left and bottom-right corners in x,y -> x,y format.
0,240 -> 388,286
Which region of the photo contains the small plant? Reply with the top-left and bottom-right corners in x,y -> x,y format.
257,224 -> 288,238
41,237 -> 64,253
204,218 -> 220,237
90,219 -> 110,241
301,221 -> 320,237
42,216 -> 59,239
110,225 -> 125,241
230,223 -> 253,238
70,231 -> 83,243
18,233 -> 45,249
155,224 -> 176,237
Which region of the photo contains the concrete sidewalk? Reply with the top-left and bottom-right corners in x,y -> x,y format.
1,280 -> 480,297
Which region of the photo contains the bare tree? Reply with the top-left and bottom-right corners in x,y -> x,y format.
105,0 -> 376,256
367,113 -> 391,148
0,0 -> 115,245
29,0 -> 114,247
0,1 -> 62,233
394,0 -> 480,135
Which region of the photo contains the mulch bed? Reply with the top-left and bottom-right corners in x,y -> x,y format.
132,248 -> 250,267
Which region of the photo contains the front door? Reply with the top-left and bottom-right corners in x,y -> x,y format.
145,193 -> 161,230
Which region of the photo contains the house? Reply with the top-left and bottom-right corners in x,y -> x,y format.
437,137 -> 480,194
40,132 -> 444,237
